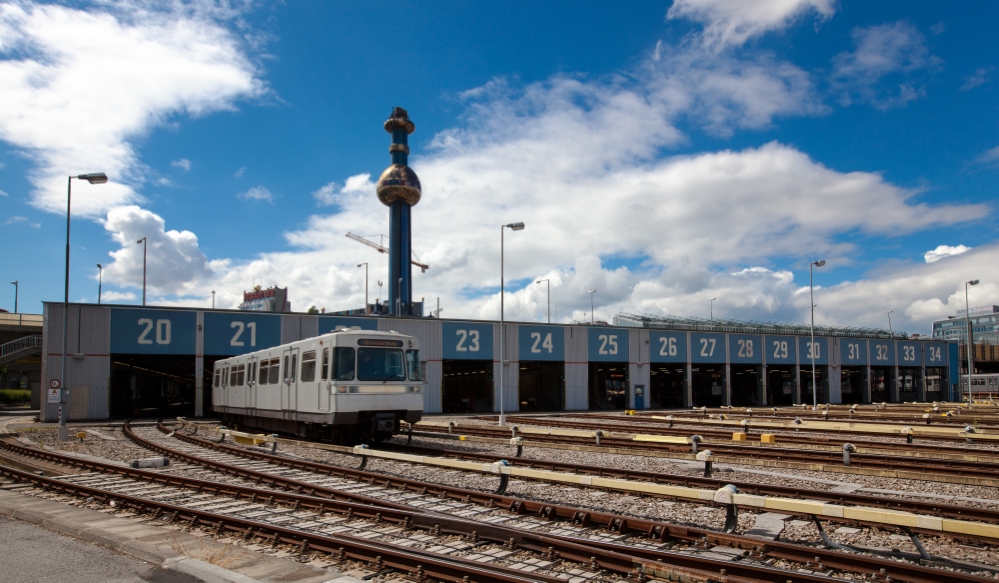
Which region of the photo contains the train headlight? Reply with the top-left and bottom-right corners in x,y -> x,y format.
337,386 -> 347,393
408,385 -> 422,393
348,386 -> 358,393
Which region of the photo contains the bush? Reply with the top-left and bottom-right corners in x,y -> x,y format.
0,389 -> 31,404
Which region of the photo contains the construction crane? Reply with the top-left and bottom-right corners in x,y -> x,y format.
346,232 -> 430,273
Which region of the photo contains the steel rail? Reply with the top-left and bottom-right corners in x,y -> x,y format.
0,462 -> 563,583
128,421 -> 996,582
491,414 -> 999,444
436,422 -> 999,478
0,438 -> 788,582
376,441 -> 999,523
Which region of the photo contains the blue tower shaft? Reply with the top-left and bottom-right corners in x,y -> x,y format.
389,202 -> 412,316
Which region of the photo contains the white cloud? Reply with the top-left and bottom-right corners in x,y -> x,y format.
100,290 -> 137,302
234,166 -> 246,178
313,173 -> 374,207
5,215 -> 26,224
0,188 -> 7,196
238,185 -> 272,202
171,158 -> 191,171
976,146 -> 999,166
831,21 -> 939,109
101,205 -> 225,296
0,1 -> 266,217
667,0 -> 836,49
924,244 -> 972,263
961,66 -> 993,91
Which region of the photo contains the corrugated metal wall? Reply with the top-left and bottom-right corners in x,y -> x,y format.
43,305 -> 111,422
281,314 -> 317,344
69,381 -> 110,420
564,326 -> 587,410
377,319 -> 443,413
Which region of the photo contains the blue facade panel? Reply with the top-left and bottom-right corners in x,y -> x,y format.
898,340 -> 922,367
319,316 -> 378,333
728,334 -> 762,364
949,342 -> 960,387
587,327 -> 630,362
839,338 -> 868,366
798,336 -> 829,365
650,331 -> 687,363
690,332 -> 726,363
870,339 -> 895,366
923,341 -> 947,367
518,325 -> 564,361
765,335 -> 797,365
203,312 -> 282,356
442,322 -> 494,360
110,308 -> 196,355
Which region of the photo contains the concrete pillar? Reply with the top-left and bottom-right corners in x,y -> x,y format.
917,365 -> 927,402
195,311 -> 204,417
724,364 -> 731,406
685,363 -> 693,408
759,364 -> 767,405
793,364 -> 802,404
864,366 -> 872,403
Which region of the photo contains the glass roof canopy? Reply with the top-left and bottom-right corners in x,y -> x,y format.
614,312 -> 907,340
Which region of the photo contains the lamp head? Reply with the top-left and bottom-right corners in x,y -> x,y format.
588,289 -> 596,294
136,237 -> 145,244
505,222 -> 525,230
357,263 -> 364,268
77,172 -> 108,184
96,264 -> 101,269
9,281 -> 15,285
969,279 -> 980,285
814,260 -> 826,267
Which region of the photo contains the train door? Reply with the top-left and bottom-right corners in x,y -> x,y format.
220,363 -> 230,408
245,356 -> 258,410
318,347 -> 331,412
281,347 -> 300,411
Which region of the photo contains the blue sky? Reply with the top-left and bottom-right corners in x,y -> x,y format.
1,0 -> 996,333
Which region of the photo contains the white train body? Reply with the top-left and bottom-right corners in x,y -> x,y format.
211,328 -> 424,440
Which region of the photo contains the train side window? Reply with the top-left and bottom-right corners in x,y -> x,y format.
249,362 -> 256,384
214,368 -> 220,388
236,364 -> 245,386
321,348 -> 330,381
406,350 -> 422,381
259,360 -> 269,385
268,358 -> 280,384
301,351 -> 316,382
334,347 -> 355,381
283,356 -> 289,382
291,354 -> 297,380
230,366 -> 238,386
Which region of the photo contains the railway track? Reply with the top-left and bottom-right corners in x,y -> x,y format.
447,419 -> 999,479
372,440 -> 999,523
109,421 -> 999,581
484,414 -> 999,446
2,427 -> 959,583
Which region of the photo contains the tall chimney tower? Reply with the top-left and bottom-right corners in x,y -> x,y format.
375,107 -> 421,316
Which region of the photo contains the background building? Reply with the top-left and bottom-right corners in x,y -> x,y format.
239,286 -> 291,313
933,306 -> 999,345
37,302 -> 957,422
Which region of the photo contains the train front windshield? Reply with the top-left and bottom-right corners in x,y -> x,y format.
357,348 -> 406,381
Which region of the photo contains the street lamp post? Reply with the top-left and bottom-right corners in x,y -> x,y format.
499,222 -> 525,426
587,290 -> 596,323
966,279 -> 980,404
211,290 -> 216,309
96,265 -> 102,304
708,297 -> 716,323
885,309 -> 893,336
357,263 -> 369,315
9,280 -> 17,314
61,172 -> 108,441
536,279 -> 550,323
136,237 -> 147,306
809,259 -> 826,410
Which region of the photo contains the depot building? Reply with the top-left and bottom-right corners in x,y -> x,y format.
39,302 -> 959,422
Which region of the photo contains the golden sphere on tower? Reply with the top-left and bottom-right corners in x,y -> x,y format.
376,164 -> 422,206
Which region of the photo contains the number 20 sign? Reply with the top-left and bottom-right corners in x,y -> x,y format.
110,308 -> 196,355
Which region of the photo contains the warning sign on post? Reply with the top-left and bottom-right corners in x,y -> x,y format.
47,388 -> 61,404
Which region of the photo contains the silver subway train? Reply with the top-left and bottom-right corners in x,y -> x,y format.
211,327 -> 424,442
